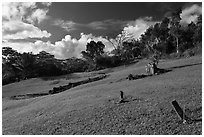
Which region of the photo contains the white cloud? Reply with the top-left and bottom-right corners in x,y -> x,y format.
2,2 -> 51,41
53,19 -> 77,32
2,33 -> 115,59
2,41 -> 36,53
41,2 -> 52,7
3,21 -> 51,40
120,17 -> 158,41
51,33 -> 115,58
2,2 -> 37,21
2,2 -> 51,23
27,8 -> 49,24
180,4 -> 202,25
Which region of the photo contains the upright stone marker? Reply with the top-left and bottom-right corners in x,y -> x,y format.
119,91 -> 124,103
171,100 -> 188,122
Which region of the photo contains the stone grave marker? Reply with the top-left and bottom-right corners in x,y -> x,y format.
171,100 -> 188,123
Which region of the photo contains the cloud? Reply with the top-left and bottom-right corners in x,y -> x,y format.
53,19 -> 127,32
53,19 -> 77,32
2,2 -> 37,21
87,19 -> 128,30
2,2 -> 51,41
2,2 -> 51,23
41,2 -> 52,7
3,21 -> 51,40
120,17 -> 158,41
2,33 -> 115,59
26,8 -> 49,24
180,4 -> 202,25
47,33 -> 116,58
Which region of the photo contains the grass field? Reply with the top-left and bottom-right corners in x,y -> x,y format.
2,55 -> 202,135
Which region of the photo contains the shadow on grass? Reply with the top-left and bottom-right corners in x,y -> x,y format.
108,95 -> 144,105
191,118 -> 202,122
178,118 -> 202,124
127,68 -> 172,81
168,63 -> 202,70
157,68 -> 172,74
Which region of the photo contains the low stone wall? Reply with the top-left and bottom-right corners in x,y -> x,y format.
11,93 -> 49,100
49,74 -> 107,94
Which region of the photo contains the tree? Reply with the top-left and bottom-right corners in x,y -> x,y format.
121,41 -> 134,61
81,41 -> 105,70
139,17 -> 172,57
81,41 -> 105,61
193,15 -> 202,45
35,51 -> 62,76
2,47 -> 20,63
18,52 -> 37,78
105,36 -> 117,50
36,51 -> 54,60
121,40 -> 141,61
2,47 -> 21,84
169,8 -> 182,53
2,47 -> 38,83
178,22 -> 196,51
2,47 -> 22,79
140,26 -> 159,56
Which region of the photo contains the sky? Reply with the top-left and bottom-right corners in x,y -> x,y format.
2,2 -> 202,59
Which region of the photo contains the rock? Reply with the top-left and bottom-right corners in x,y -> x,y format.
127,74 -> 134,80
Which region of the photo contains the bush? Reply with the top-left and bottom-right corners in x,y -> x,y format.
36,63 -> 63,77
169,52 -> 183,59
193,42 -> 202,55
95,56 -> 123,68
2,69 -> 19,85
2,75 -> 16,85
182,49 -> 195,58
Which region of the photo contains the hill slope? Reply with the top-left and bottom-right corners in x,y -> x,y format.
2,56 -> 202,135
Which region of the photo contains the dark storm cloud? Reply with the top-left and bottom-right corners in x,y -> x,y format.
52,18 -> 129,39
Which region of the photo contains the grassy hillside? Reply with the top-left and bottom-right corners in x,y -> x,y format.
2,55 -> 202,135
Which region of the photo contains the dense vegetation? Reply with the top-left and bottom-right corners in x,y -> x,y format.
2,10 -> 202,85
2,49 -> 89,85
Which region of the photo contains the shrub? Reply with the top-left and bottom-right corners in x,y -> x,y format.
95,56 -> 123,68
182,49 -> 195,58
169,52 -> 183,59
192,42 -> 202,55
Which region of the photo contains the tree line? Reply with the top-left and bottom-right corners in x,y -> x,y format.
2,48 -> 89,85
81,10 -> 201,69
